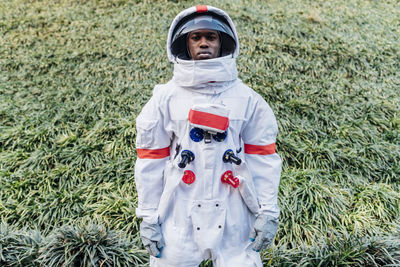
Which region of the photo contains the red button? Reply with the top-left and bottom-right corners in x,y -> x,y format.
221,170 -> 239,188
182,170 -> 196,184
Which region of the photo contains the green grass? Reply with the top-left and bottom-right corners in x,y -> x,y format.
1,0 -> 399,265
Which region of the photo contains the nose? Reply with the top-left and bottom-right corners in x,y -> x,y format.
199,36 -> 209,48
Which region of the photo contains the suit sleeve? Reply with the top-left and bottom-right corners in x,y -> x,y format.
135,93 -> 172,224
241,95 -> 282,218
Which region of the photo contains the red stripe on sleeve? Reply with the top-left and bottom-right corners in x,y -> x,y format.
244,143 -> 276,155
189,109 -> 229,131
137,147 -> 170,159
196,5 -> 208,13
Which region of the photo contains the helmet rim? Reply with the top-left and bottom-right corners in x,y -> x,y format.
170,12 -> 236,59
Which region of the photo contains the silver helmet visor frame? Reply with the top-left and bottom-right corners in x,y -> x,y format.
172,15 -> 234,44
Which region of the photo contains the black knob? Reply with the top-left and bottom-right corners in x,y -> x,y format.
222,149 -> 242,165
178,150 -> 195,168
213,131 -> 227,142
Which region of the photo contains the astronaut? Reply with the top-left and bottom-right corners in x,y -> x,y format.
135,5 -> 282,267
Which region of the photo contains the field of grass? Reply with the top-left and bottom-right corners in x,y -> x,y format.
1,0 -> 399,266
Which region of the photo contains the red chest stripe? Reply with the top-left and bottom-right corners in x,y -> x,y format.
189,109 -> 229,131
244,143 -> 276,155
196,5 -> 208,13
137,147 -> 170,159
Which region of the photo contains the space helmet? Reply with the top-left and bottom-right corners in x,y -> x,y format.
170,9 -> 236,59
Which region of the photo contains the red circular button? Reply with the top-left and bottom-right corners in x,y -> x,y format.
182,170 -> 196,184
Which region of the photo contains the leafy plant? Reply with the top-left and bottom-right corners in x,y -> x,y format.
37,223 -> 147,267
266,231 -> 400,266
0,222 -> 42,267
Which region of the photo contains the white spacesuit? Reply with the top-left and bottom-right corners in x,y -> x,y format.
135,5 -> 282,267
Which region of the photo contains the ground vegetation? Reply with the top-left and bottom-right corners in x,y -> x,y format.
1,0 -> 399,266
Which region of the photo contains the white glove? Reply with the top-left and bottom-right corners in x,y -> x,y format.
249,214 -> 279,252
140,221 -> 165,258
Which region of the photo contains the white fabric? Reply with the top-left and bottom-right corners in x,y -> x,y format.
135,5 -> 281,266
173,56 -> 238,87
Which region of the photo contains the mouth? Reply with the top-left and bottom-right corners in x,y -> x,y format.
197,51 -> 211,56
196,51 -> 212,59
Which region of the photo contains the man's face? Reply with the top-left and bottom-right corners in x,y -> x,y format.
188,29 -> 220,60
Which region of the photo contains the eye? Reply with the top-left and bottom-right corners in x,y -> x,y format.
207,34 -> 217,41
191,35 -> 200,41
